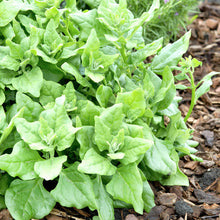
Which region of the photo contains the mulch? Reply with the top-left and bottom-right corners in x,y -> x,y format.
0,2 -> 219,220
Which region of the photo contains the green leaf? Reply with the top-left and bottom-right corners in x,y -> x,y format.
166,113 -> 190,144
44,19 -> 63,53
143,137 -> 177,177
142,177 -> 155,212
151,31 -> 191,73
143,73 -> 155,99
16,92 -> 43,122
1,23 -> 15,40
0,107 -> 24,145
14,118 -> 50,151
70,9 -> 106,42
109,129 -> 125,153
122,123 -> 144,138
12,19 -> 26,43
51,162 -> 96,210
93,176 -> 114,220
39,60 -> 64,82
107,152 -> 125,160
34,156 -> 67,180
116,88 -> 146,121
38,116 -> 55,146
17,14 -> 37,33
119,136 -> 153,165
0,196 -> 6,210
0,55 -> 20,71
76,125 -> 95,159
95,116 -> 112,152
96,85 -> 115,108
195,71 -> 220,103
85,68 -> 104,83
175,84 -> 189,90
0,89 -> 5,106
129,38 -> 163,64
106,163 -> 144,214
160,167 -> 189,186
0,68 -> 17,85
29,26 -> 44,49
97,0 -> 131,32
5,178 -> 56,220
0,0 -> 28,27
82,29 -> 100,67
31,48 -> 57,64
40,80 -> 64,106
0,173 -> 13,196
152,66 -> 176,110
61,62 -> 91,88
6,39 -> 23,60
40,96 -> 80,151
0,141 -> 42,180
77,100 -> 101,126
78,148 -> 117,176
63,82 -> 77,111
45,7 -> 60,28
12,67 -> 43,97
98,104 -> 124,135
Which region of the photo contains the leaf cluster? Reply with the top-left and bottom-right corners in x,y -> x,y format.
80,0 -> 199,44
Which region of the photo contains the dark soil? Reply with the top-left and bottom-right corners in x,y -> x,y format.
0,2 -> 219,220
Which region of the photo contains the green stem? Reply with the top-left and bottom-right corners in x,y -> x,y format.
120,47 -> 127,63
49,150 -> 54,158
184,69 -> 196,122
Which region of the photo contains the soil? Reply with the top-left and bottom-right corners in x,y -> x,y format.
0,2 -> 219,220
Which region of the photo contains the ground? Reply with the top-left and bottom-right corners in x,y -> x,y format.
0,2 -> 219,220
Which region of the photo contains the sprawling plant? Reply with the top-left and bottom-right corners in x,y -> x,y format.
0,0 -> 218,219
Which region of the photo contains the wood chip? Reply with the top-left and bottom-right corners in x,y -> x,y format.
206,18 -> 219,29
158,193 -> 177,206
194,189 -> 220,204
184,161 -> 199,170
200,160 -> 215,168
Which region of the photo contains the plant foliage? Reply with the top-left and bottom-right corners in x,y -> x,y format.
0,0 -> 218,219
80,0 -> 199,43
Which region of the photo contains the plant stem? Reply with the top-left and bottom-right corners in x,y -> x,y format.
49,150 -> 55,158
184,69 -> 196,122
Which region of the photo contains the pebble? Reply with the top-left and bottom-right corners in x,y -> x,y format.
175,200 -> 193,217
158,193 -> 177,206
125,214 -> 138,220
200,160 -> 215,168
200,130 -> 214,147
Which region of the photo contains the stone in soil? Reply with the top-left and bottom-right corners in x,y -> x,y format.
175,200 -> 193,217
200,160 -> 215,168
200,130 -> 214,147
144,205 -> 166,220
125,214 -> 138,220
158,193 -> 177,206
199,167 -> 220,189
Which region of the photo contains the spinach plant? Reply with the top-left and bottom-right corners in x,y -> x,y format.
80,0 -> 199,44
0,0 -> 218,219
